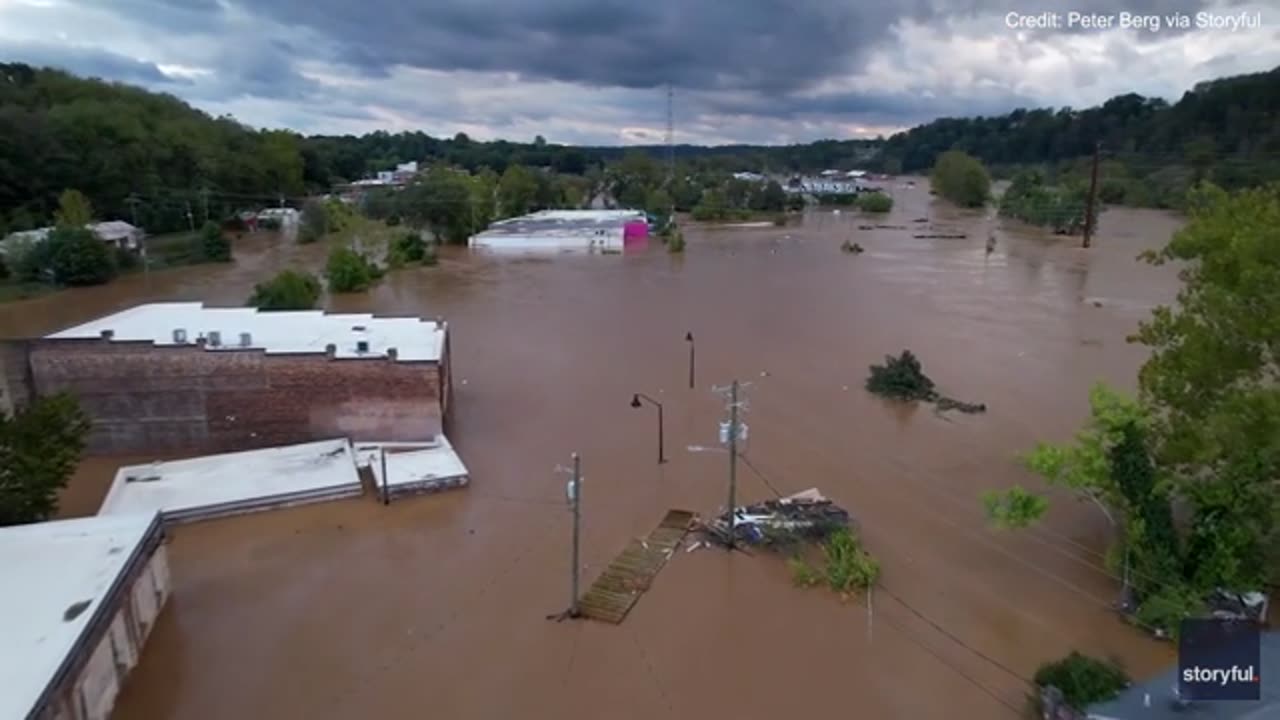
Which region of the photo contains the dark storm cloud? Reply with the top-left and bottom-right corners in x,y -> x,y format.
236,0 -> 1237,91
0,41 -> 183,86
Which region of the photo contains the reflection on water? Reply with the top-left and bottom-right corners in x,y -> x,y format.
0,178 -> 1186,719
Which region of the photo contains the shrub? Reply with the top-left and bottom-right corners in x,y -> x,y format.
326,246 -> 382,293
822,528 -> 879,593
48,227 -> 116,286
197,221 -> 231,262
247,270 -> 321,310
932,150 -> 991,207
1132,586 -> 1204,638
856,192 -> 893,213
1033,652 -> 1128,710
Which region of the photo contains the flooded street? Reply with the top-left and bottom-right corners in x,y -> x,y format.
1,181 -> 1187,718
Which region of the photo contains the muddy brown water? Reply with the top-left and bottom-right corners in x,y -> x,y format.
1,180 -> 1187,719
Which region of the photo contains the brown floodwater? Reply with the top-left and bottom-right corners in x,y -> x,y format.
1,179 -> 1189,719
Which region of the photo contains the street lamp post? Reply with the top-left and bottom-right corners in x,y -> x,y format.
630,393 -> 666,464
685,332 -> 695,389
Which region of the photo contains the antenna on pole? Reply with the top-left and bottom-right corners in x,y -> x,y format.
664,83 -> 675,190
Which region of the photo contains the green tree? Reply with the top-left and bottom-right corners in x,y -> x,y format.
498,164 -> 538,218
197,221 -> 231,262
855,192 -> 893,213
644,188 -> 673,226
326,246 -> 382,293
298,199 -> 328,244
53,189 -> 93,228
400,167 -> 474,244
1131,182 -> 1280,589
0,393 -> 90,526
1033,652 -> 1128,711
931,151 -> 990,207
247,270 -> 321,310
691,188 -> 729,221
47,226 -> 115,285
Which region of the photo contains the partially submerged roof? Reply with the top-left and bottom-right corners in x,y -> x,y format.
1087,631 -> 1280,720
100,438 -> 363,522
44,302 -> 446,361
478,209 -> 645,235
354,436 -> 470,494
0,512 -> 161,720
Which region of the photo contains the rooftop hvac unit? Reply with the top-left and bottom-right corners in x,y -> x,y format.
208,331 -> 221,347
356,340 -> 370,353
172,328 -> 187,344
239,332 -> 252,347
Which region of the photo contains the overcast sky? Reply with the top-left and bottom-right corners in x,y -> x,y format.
1,0 -> 1277,145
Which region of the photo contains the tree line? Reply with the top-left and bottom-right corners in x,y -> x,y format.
1,62 -> 1277,236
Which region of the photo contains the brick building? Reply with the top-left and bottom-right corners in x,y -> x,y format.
17,302 -> 451,454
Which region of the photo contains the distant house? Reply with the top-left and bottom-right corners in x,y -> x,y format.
1078,630 -> 1279,720
0,220 -> 144,255
732,172 -> 766,182
256,208 -> 299,226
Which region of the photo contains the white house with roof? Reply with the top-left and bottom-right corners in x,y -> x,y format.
0,221 -> 144,255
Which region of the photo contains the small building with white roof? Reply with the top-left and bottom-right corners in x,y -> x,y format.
469,209 -> 650,252
17,302 -> 453,454
101,438 -> 365,523
2,512 -> 169,720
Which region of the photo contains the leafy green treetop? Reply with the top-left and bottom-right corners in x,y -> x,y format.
0,393 -> 90,526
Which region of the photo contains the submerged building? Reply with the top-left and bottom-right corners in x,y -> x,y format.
2,512 -> 169,720
9,302 -> 452,454
468,209 -> 649,252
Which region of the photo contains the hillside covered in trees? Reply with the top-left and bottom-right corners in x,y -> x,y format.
1,61 -> 1277,233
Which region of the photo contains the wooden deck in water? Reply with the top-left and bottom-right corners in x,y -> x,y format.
578,509 -> 695,624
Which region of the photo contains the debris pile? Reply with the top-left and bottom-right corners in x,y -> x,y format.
840,239 -> 864,254
696,488 -> 853,548
865,350 -> 986,414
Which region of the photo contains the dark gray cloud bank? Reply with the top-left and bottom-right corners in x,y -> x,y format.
0,0 -> 1276,143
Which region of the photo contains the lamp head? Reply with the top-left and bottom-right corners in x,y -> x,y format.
630,394 -> 642,408
685,332 -> 694,342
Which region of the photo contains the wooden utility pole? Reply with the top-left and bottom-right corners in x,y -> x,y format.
1083,141 -> 1100,248
727,380 -> 739,550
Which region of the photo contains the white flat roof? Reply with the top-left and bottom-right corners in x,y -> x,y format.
354,436 -> 470,491
45,302 -> 445,362
100,439 -> 363,522
0,512 -> 160,720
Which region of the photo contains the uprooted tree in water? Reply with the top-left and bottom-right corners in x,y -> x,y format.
865,350 -> 986,413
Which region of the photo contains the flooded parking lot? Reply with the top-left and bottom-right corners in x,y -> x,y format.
0,181 -> 1186,718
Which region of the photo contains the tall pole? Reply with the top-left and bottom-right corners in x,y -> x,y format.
1083,141 -> 1100,248
185,200 -> 195,232
657,402 -> 665,464
727,380 -> 739,550
380,448 -> 390,505
686,332 -> 695,390
570,453 -> 581,617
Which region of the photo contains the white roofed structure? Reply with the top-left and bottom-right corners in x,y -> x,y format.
101,439 -> 364,523
45,302 -> 446,362
1,512 -> 168,720
469,209 -> 649,252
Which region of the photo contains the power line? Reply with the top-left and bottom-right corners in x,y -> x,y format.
740,390 -> 1171,638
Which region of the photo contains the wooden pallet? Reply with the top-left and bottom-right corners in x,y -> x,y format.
578,509 -> 695,624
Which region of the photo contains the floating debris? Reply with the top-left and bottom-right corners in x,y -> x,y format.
866,350 -> 986,414
696,488 -> 853,549
840,240 -> 864,254
914,233 -> 968,239
874,224 -> 908,230
912,217 -> 928,223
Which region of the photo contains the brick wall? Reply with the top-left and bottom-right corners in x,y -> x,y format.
28,338 -> 446,455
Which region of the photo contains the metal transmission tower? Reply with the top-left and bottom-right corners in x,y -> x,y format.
664,84 -> 675,191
